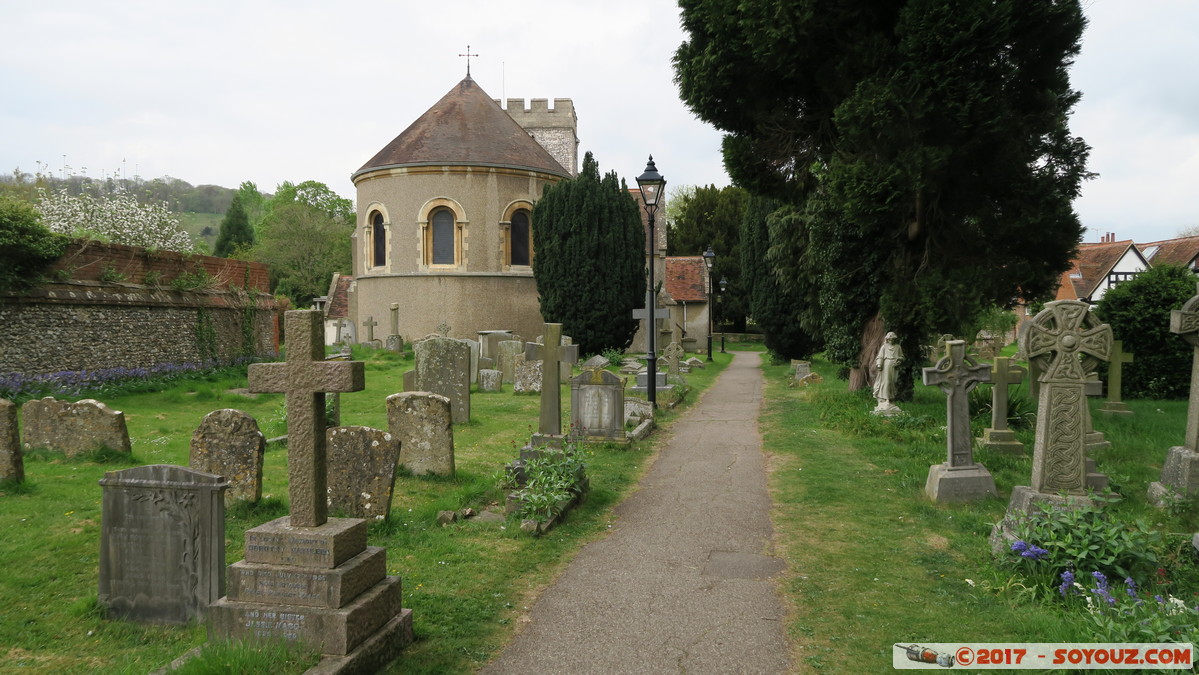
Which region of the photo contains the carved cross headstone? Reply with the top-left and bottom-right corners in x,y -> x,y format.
247,310 -> 365,527
362,316 -> 378,343
1173,286 -> 1199,451
989,357 -> 1027,432
524,323 -> 579,437
1022,300 -> 1112,495
923,340 -> 992,469
437,320 -> 451,338
633,290 -> 670,346
1099,340 -> 1134,415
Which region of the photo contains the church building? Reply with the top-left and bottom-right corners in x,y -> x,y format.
347,76 -> 578,342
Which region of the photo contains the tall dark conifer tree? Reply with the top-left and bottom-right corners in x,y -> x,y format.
213,193 -> 254,258
532,152 -> 645,355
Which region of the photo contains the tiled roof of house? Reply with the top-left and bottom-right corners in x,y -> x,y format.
1069,240 -> 1136,299
354,77 -> 569,179
664,257 -> 708,303
1139,235 -> 1199,269
326,275 -> 353,319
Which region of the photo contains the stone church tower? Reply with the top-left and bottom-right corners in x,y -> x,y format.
349,77 -> 575,341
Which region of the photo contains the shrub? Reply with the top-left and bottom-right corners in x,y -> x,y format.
0,195 -> 68,294
1093,264 -> 1195,399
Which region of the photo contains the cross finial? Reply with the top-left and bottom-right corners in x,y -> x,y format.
459,44 -> 479,77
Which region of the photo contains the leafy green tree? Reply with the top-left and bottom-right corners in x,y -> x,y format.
740,197 -> 823,360
675,0 -> 1091,398
1094,265 -> 1196,399
0,196 -> 68,293
237,181 -> 268,236
213,193 -> 255,257
532,152 -> 645,355
250,201 -> 350,307
268,180 -> 354,225
667,184 -> 748,330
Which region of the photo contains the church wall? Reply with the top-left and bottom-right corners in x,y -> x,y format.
353,274 -> 543,343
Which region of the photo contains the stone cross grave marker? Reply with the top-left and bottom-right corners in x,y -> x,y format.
979,356 -> 1027,453
524,323 -> 579,440
362,316 -> 378,343
1099,340 -> 1134,415
247,310 -> 365,528
922,340 -> 997,502
437,320 -> 451,337
1148,283 -> 1199,506
632,302 -> 670,341
98,464 -> 228,624
1023,300 -> 1112,496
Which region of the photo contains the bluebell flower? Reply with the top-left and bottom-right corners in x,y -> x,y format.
1059,570 -> 1075,597
1124,577 -> 1138,599
1011,540 -> 1029,554
1021,545 -> 1049,560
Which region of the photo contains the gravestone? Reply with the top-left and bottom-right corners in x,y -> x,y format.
524,323 -> 579,445
922,341 -> 997,502
459,338 -> 480,385
387,392 -> 454,476
978,357 -> 1027,454
0,398 -> 22,483
477,330 -> 513,362
1099,340 -> 1134,415
993,301 -> 1111,549
22,397 -> 131,458
1149,284 -> 1199,506
326,426 -> 401,520
684,357 -> 706,370
570,369 -> 626,441
496,340 -> 525,385
581,355 -> 610,371
513,353 -> 543,394
389,303 -> 400,336
619,358 -> 642,375
413,336 -> 471,424
386,335 -> 404,354
630,369 -> 668,395
361,316 -> 378,344
98,464 -> 228,624
208,310 -> 412,672
189,409 -> 265,505
479,369 -> 503,392
793,360 -> 812,380
662,342 -> 686,383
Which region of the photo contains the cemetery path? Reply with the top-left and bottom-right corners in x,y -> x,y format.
481,351 -> 791,674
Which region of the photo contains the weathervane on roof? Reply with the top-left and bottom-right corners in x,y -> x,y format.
459,44 -> 479,78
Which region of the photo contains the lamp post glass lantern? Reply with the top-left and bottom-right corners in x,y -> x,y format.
636,156 -> 665,407
703,245 -> 715,362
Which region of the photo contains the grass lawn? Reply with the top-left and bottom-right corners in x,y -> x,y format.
0,346 -> 727,674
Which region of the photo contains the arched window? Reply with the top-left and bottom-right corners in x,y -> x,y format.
509,209 -> 531,266
430,207 -> 456,265
371,211 -> 386,267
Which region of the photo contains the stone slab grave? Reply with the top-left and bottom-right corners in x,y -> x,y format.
387,392 -> 454,477
992,301 -> 1112,551
479,369 -> 503,392
978,356 -> 1027,454
1,398 -> 23,483
1099,340 -> 1134,416
98,464 -> 228,624
496,339 -> 525,385
1150,283 -> 1199,507
523,323 -> 579,447
207,310 -> 412,674
326,426 -> 401,520
630,369 -> 668,396
413,336 -> 471,424
570,368 -> 627,441
513,353 -> 542,394
189,409 -> 265,505
581,354 -> 610,371
685,356 -> 706,370
22,397 -> 131,458
922,340 -> 997,502
460,338 -> 480,385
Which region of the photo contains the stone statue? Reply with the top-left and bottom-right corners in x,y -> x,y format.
873,331 -> 903,415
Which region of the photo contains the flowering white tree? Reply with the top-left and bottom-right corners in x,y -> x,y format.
36,188 -> 195,252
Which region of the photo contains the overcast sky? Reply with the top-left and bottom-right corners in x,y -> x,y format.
2,1 -> 1195,244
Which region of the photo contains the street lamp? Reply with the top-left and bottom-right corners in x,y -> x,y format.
636,156 -> 666,408
719,276 -> 728,353
702,245 -> 716,362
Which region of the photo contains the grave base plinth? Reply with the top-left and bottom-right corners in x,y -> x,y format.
307,609 -> 414,675
978,428 -> 1025,454
243,517 -> 367,569
989,485 -> 1097,554
226,546 -> 387,608
924,463 -> 997,503
1099,401 -> 1133,416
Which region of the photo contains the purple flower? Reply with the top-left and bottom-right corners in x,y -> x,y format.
1021,545 -> 1049,561
1059,570 -> 1075,597
1011,540 -> 1029,554
1124,577 -> 1138,599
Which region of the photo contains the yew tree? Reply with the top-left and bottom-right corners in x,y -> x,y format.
675,0 -> 1091,397
532,152 -> 645,355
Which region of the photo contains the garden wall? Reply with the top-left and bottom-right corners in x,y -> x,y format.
0,240 -> 279,378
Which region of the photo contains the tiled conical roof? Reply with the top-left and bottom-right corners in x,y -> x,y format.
354,77 -> 569,180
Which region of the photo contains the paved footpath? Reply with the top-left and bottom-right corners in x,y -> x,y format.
482,351 -> 791,674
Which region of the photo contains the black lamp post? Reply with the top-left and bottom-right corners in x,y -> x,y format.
719,276 -> 728,353
636,156 -> 665,408
702,245 -> 716,362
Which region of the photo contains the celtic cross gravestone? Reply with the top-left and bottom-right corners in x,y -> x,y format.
1148,284 -> 1199,507
979,356 -> 1027,453
922,340 -> 997,502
